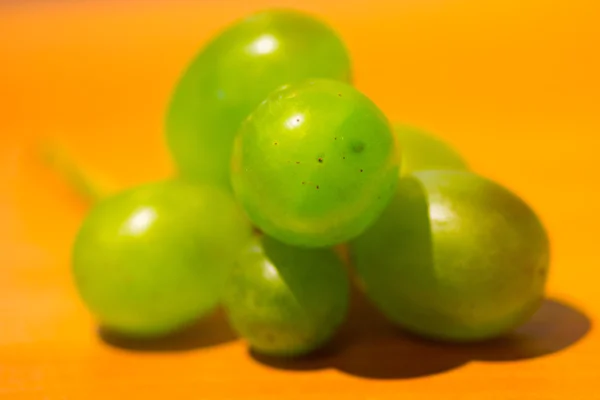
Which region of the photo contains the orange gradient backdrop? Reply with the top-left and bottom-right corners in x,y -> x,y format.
1,1 -> 599,398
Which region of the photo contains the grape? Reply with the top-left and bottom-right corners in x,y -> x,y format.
349,170 -> 550,342
72,179 -> 252,337
165,9 -> 352,189
393,124 -> 469,175
231,79 -> 399,248
222,234 -> 350,356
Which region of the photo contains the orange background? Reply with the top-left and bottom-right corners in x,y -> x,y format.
1,1 -> 599,398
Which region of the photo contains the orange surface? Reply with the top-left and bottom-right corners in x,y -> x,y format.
1,1 -> 599,398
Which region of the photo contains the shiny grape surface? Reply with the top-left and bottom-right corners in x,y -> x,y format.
349,170 -> 550,342
231,79 -> 399,248
72,180 -> 252,337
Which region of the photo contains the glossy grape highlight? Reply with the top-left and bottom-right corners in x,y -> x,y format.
231,79 -> 399,248
72,180 -> 252,337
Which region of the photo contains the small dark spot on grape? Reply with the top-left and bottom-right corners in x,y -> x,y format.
296,118 -> 300,122
343,157 -> 346,160
316,185 -> 320,189
302,181 -> 306,185
318,158 -> 323,163
338,93 -> 342,97
296,161 -> 300,164
378,196 -> 381,200
360,169 -> 363,172
274,142 -> 278,145
352,141 -> 365,153
334,137 -> 337,140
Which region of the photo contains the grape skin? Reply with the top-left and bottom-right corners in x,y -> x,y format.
222,234 -> 350,356
349,170 -> 550,342
72,179 -> 252,338
231,79 -> 399,248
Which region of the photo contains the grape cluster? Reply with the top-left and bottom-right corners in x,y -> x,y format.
71,9 -> 550,357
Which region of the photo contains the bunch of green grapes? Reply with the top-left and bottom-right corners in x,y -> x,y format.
61,8 -> 549,356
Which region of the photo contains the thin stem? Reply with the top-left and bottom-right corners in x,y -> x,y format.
38,139 -> 118,204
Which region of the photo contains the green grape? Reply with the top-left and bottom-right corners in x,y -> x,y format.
222,234 -> 350,357
166,9 -> 352,189
231,79 -> 399,248
393,124 -> 469,175
72,179 -> 252,338
349,170 -> 550,342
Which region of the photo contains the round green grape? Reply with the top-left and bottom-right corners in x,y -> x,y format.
349,170 -> 550,342
231,79 -> 399,248
222,234 -> 350,356
165,9 -> 352,189
72,179 -> 252,338
393,124 -> 469,175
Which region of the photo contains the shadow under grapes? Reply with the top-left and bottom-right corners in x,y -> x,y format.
251,284 -> 591,380
464,298 -> 592,362
99,306 -> 238,352
250,283 -> 470,379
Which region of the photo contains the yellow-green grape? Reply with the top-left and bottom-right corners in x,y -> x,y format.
222,235 -> 350,357
72,179 -> 252,338
166,9 -> 352,189
349,171 -> 550,342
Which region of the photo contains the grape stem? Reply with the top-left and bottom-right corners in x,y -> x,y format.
38,139 -> 118,204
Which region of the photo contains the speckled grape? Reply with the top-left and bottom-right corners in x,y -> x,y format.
231,79 -> 399,248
